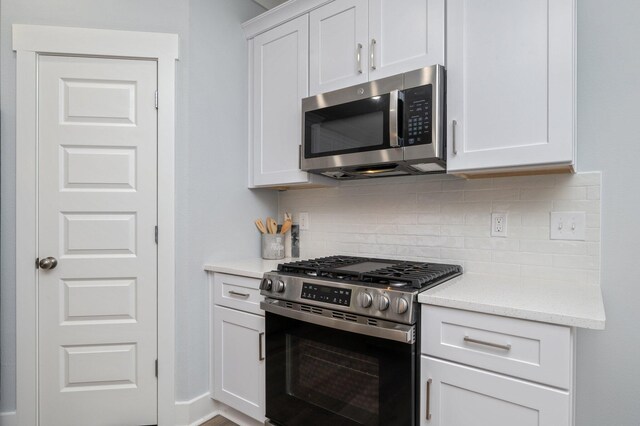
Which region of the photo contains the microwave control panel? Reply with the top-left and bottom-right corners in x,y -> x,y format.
403,84 -> 432,146
301,283 -> 352,306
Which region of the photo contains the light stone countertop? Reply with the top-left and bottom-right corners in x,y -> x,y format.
204,258 -> 297,279
204,258 -> 606,330
418,273 -> 606,330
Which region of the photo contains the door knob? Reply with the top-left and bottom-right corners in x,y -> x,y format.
39,257 -> 58,270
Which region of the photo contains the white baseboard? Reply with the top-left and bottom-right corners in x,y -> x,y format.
0,411 -> 17,426
175,393 -> 262,426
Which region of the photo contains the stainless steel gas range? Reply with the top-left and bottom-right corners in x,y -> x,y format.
259,256 -> 462,426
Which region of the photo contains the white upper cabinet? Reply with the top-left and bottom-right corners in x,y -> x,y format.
309,0 -> 369,95
368,0 -> 445,80
446,0 -> 576,174
309,0 -> 445,95
251,15 -> 311,187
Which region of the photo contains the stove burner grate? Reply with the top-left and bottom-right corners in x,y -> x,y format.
278,256 -> 462,289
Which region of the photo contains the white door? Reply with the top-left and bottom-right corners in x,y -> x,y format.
212,306 -> 265,422
309,0 -> 369,95
37,55 -> 158,426
368,0 -> 445,80
421,356 -> 570,426
252,15 -> 310,187
446,0 -> 575,173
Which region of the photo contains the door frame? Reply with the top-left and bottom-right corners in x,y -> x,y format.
13,24 -> 179,426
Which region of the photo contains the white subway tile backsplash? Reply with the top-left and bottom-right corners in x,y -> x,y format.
281,172 -> 601,285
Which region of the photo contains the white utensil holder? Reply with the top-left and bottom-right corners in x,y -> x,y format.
261,234 -> 285,260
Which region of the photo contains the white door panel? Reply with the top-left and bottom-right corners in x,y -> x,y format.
369,0 -> 445,79
421,356 -> 570,426
38,55 -> 158,426
252,15 -> 310,186
309,0 -> 369,95
447,0 -> 575,172
212,306 -> 265,422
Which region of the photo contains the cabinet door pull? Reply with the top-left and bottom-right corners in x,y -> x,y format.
228,290 -> 250,298
259,332 -> 265,361
452,120 -> 458,155
356,43 -> 363,74
464,336 -> 512,351
426,378 -> 432,421
370,38 -> 377,70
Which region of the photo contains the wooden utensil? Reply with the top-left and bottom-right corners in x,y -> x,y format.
267,217 -> 278,234
255,219 -> 267,234
280,219 -> 292,234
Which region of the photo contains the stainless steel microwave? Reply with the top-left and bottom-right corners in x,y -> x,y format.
301,65 -> 445,179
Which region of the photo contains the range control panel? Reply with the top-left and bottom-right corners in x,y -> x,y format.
403,84 -> 432,146
301,283 -> 352,306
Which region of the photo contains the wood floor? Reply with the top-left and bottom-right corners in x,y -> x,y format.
199,415 -> 239,426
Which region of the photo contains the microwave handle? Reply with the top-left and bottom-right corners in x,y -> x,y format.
390,89 -> 400,147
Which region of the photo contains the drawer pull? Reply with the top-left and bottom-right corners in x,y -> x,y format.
426,378 -> 432,421
228,290 -> 250,298
464,336 -> 511,351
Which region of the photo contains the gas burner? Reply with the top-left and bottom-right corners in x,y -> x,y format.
278,256 -> 462,290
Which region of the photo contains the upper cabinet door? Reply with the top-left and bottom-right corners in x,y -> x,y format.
368,0 -> 445,80
446,0 -> 576,174
309,0 -> 369,95
252,15 -> 310,186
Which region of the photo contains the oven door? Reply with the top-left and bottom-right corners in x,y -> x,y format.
263,302 -> 416,426
301,75 -> 404,172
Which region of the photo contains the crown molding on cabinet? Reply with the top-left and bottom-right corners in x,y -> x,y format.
243,0 -> 333,39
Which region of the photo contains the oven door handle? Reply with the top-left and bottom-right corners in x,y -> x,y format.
261,300 -> 415,344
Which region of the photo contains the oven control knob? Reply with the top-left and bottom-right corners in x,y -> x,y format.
378,295 -> 390,311
358,292 -> 373,308
275,280 -> 286,293
262,279 -> 273,291
394,297 -> 409,314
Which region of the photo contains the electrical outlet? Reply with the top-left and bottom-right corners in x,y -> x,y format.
299,212 -> 309,230
550,211 -> 586,241
491,212 -> 507,237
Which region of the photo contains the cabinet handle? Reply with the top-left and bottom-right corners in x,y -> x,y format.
356,43 -> 363,74
452,120 -> 458,155
464,336 -> 512,351
259,332 -> 265,361
389,89 -> 399,147
370,39 -> 377,70
426,378 -> 432,421
228,290 -> 250,298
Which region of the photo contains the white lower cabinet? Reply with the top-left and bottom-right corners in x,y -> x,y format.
210,272 -> 267,421
212,305 -> 265,422
420,356 -> 570,426
421,305 -> 574,426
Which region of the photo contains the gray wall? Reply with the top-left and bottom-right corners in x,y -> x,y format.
0,0 -> 272,412
575,1 -> 640,424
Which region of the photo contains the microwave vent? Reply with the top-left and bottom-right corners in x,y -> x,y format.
410,162 -> 445,173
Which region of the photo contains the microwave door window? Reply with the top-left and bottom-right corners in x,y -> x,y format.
305,95 -> 391,158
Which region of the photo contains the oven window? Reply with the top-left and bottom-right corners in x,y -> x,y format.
286,335 -> 379,424
304,94 -> 390,158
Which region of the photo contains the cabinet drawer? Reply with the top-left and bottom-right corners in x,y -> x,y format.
213,273 -> 263,315
421,305 -> 571,389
